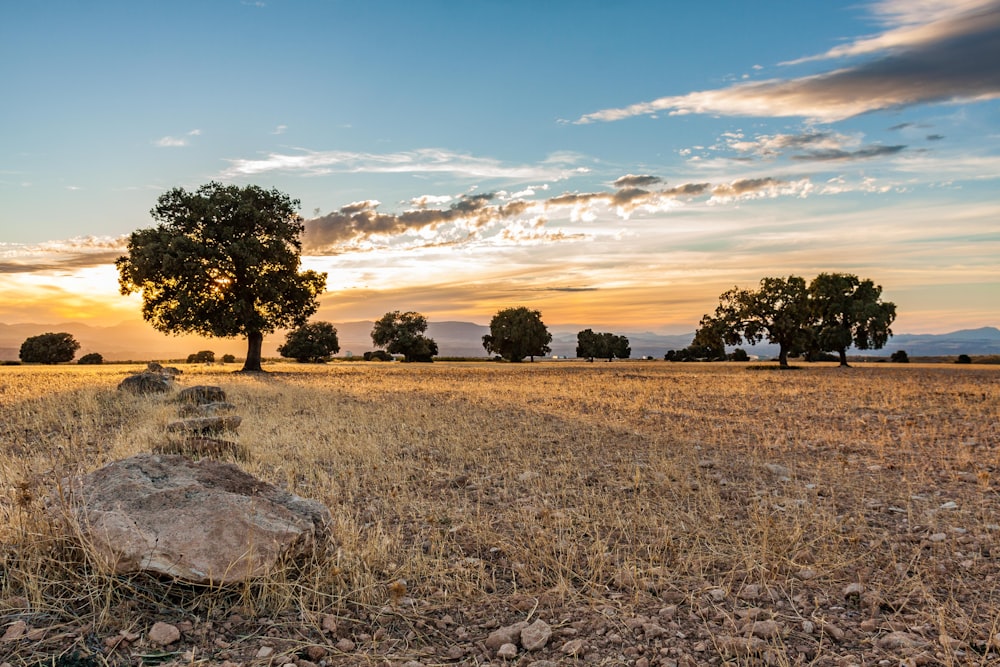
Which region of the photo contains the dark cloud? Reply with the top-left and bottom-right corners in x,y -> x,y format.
712,177 -> 784,197
926,134 -> 945,141
612,174 -> 662,188
791,145 -> 906,161
0,250 -> 124,274
578,2 -> 1000,123
665,183 -> 711,196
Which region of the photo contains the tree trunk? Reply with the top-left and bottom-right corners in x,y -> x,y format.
778,345 -> 789,369
242,331 -> 264,372
838,348 -> 850,367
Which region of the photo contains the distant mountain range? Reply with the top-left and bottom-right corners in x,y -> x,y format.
1,321 -> 997,362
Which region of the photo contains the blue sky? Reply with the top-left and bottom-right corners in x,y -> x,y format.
2,0 -> 998,334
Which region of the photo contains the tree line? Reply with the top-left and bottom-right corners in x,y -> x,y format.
8,183 -> 910,368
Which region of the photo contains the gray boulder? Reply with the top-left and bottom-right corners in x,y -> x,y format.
118,372 -> 174,395
176,385 -> 227,405
52,453 -> 332,584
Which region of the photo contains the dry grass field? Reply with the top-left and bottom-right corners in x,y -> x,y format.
1,361 -> 998,666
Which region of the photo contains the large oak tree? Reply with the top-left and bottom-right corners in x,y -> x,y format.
483,306 -> 552,362
809,272 -> 896,367
116,182 -> 326,372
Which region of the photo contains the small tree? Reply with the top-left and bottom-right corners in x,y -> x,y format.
221,353 -> 236,364
483,307 -> 552,362
371,311 -> 438,362
809,273 -> 896,367
728,348 -> 749,362
116,182 -> 327,372
707,276 -> 812,369
577,329 -> 630,361
278,321 -> 340,362
19,332 -> 80,364
890,350 -> 909,363
956,354 -> 972,364
186,350 -> 215,364
78,352 -> 104,365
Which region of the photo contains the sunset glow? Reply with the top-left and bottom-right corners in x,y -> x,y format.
2,1 -> 997,348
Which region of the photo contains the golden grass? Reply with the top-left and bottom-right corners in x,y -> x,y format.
1,360 -> 998,664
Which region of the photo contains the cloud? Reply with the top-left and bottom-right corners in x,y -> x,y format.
272,124 -> 287,135
789,144 -> 906,161
612,174 -> 663,188
153,129 -> 201,148
0,237 -> 126,274
221,147 -> 588,181
576,0 -> 1000,124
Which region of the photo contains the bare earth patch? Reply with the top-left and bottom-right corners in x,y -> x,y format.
1,361 -> 998,666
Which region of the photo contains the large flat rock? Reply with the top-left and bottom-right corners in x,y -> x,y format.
54,453 -> 332,584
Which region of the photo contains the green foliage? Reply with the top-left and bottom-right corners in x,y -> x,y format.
363,350 -> 395,361
186,350 -> 216,364
116,182 -> 327,372
371,311 -> 438,362
890,350 -> 909,363
728,348 -> 749,362
576,329 -> 631,361
77,352 -> 104,365
19,332 -> 80,364
809,273 -> 896,366
482,306 -> 552,362
956,354 -> 972,364
221,353 -> 237,363
278,321 -> 340,362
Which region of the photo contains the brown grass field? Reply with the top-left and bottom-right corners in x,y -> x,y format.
1,361 -> 998,666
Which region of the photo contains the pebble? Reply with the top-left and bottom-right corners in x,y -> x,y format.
335,638 -> 356,652
521,619 -> 552,650
0,621 -> 27,642
148,622 -> 180,646
256,646 -> 274,659
877,631 -> 926,650
562,638 -> 585,656
497,642 -> 518,659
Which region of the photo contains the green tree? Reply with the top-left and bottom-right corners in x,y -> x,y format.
78,352 -> 104,365
709,276 -> 812,369
19,332 -> 80,364
809,273 -> 896,367
688,315 -> 728,360
221,353 -> 237,364
890,350 -> 909,363
186,350 -> 215,364
482,307 -> 552,362
278,321 -> 340,362
576,329 -> 630,361
371,311 -> 438,362
116,182 -> 326,372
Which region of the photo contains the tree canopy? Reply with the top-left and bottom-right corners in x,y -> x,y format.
482,307 -> 552,362
809,273 -> 896,367
702,276 -> 812,369
371,311 -> 438,362
116,182 -> 327,372
19,332 -> 80,364
278,321 -> 340,362
576,329 -> 631,361
698,273 -> 896,368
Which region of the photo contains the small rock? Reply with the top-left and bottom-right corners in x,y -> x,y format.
738,584 -> 761,600
118,372 -> 173,394
485,621 -> 528,650
1,621 -> 27,642
335,638 -> 356,652
305,645 -> 327,660
497,642 -> 518,659
256,645 -> 274,658
642,623 -> 667,639
928,532 -> 947,542
521,619 -> 552,651
446,645 -> 466,659
321,614 -> 338,634
843,582 -> 864,599
877,631 -> 926,650
749,620 -> 781,639
148,621 -> 180,646
166,415 -> 242,435
562,638 -> 585,656
796,568 -> 817,580
176,385 -> 227,405
801,620 -> 815,634
764,463 -> 790,477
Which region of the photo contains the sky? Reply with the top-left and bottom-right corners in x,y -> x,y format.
2,0 -> 998,337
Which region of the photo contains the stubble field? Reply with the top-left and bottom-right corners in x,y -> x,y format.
1,361 -> 998,666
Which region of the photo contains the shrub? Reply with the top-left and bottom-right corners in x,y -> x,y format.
221,354 -> 236,364
78,352 -> 103,365
363,350 -> 394,362
890,350 -> 909,363
19,332 -> 80,364
186,350 -> 215,364
956,354 -> 972,364
728,348 -> 749,362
